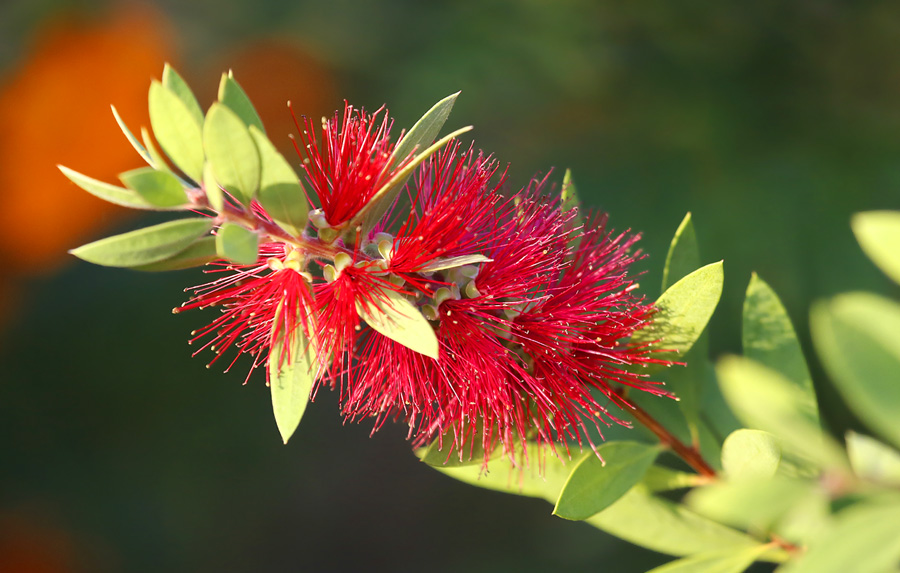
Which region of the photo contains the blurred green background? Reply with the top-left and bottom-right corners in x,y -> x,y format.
1,0 -> 899,571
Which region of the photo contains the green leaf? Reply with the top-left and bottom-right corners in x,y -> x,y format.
249,125 -> 308,236
418,420 -> 497,467
119,167 -> 188,208
140,127 -> 173,174
811,293 -> 900,450
352,122 -> 473,235
641,465 -> 710,492
423,442 -> 583,500
218,71 -> 265,133
203,162 -> 224,212
846,431 -> 900,487
662,212 -> 700,292
70,218 -> 212,267
721,429 -> 781,480
586,485 -> 763,558
646,545 -> 771,573
203,102 -> 261,207
162,63 -> 204,127
852,210 -> 900,285
58,165 -> 155,210
148,80 -> 204,182
352,92 -> 462,235
357,287 -> 439,359
743,273 -> 817,423
553,441 -> 661,520
632,261 -> 724,364
686,477 -> 812,531
215,222 -> 259,265
778,500 -> 900,573
130,236 -> 218,271
110,105 -> 154,166
716,356 -> 846,469
269,298 -> 317,444
418,254 -> 491,272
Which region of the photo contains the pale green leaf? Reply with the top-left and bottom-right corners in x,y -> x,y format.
561,169 -> 585,243
110,105 -> 154,166
811,293 -> 900,450
357,287 -> 438,359
852,210 -> 900,285
641,465 -> 710,492
70,218 -> 212,267
58,165 -> 155,210
586,485 -> 762,558
215,222 -> 259,265
418,420 -> 498,468
218,71 -> 265,133
203,162 -> 224,211
716,356 -> 846,469
778,500 -> 900,573
743,273 -> 817,423
140,127 -> 173,174
419,254 -> 491,272
249,125 -> 308,236
148,80 -> 204,182
687,477 -> 811,531
721,429 -> 781,480
131,236 -> 218,271
352,125 -> 473,235
846,431 -> 900,487
632,261 -> 724,363
424,442 -> 583,500
662,212 -> 700,292
119,167 -> 188,208
269,298 -> 317,444
393,92 -> 460,170
647,545 -> 771,573
162,63 -> 204,126
553,441 -> 661,520
203,102 -> 261,207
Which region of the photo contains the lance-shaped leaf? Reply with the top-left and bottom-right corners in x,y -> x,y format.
148,80 -> 205,182
140,127 -> 173,174
119,167 -> 188,208
852,210 -> 900,285
131,236 -> 218,271
554,441 -> 661,520
743,273 -> 817,423
218,71 -> 265,133
646,545 -> 772,573
561,168 -> 585,238
162,63 -> 204,126
111,105 -> 154,167
59,165 -> 155,210
249,126 -> 308,236
70,218 -> 212,267
631,261 -> 724,365
660,212 -> 705,442
418,419 -> 498,467
203,162 -> 224,212
586,485 -> 764,558
204,103 -> 261,207
357,287 -> 439,359
812,293 -> 900,450
351,92 -> 469,234
269,298 -> 317,444
641,465 -> 710,492
215,222 -> 259,265
418,254 -> 491,273
716,356 -> 846,469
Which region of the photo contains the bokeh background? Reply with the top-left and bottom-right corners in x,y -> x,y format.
1,1 -> 899,571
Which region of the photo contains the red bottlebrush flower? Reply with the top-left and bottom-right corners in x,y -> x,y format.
293,102 -> 406,230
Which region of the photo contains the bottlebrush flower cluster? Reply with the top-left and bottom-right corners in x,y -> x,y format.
62,66 -> 673,466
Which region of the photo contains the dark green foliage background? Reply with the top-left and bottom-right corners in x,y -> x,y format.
2,1 -> 898,571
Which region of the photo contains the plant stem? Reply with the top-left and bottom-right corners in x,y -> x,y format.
621,393 -> 717,478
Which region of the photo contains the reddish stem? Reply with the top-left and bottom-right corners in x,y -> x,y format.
623,395 -> 717,478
